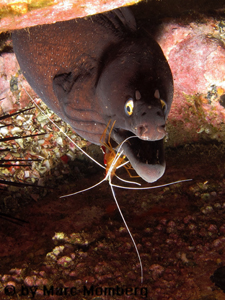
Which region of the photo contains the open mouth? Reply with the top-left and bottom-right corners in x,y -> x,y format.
111,128 -> 165,183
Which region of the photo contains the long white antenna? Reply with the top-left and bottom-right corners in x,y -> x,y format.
21,83 -> 192,284
112,179 -> 192,190
109,181 -> 143,283
21,83 -> 105,170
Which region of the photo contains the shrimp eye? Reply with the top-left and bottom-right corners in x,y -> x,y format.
124,98 -> 134,116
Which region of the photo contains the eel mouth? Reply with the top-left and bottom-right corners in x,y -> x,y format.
111,129 -> 165,183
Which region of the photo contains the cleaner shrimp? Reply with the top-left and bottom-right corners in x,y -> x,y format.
23,84 -> 192,284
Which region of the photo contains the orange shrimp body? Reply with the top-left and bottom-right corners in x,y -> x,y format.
24,84 -> 191,285
101,145 -> 126,178
100,120 -> 127,179
100,120 -> 140,180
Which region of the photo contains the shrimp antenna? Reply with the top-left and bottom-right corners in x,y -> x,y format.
109,181 -> 143,284
112,178 -> 193,190
60,177 -> 106,198
115,174 -> 141,186
22,84 -> 192,284
21,83 -> 105,170
60,135 -> 140,198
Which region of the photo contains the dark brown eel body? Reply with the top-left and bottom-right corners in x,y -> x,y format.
12,8 -> 173,183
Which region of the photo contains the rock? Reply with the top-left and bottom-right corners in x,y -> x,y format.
0,0 -> 141,32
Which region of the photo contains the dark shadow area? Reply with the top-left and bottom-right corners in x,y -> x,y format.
131,0 -> 225,22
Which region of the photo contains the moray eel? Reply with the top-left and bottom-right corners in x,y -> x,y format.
12,8 -> 173,183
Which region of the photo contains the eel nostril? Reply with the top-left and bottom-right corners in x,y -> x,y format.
157,111 -> 163,117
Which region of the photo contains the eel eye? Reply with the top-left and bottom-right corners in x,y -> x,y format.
124,98 -> 134,116
160,99 -> 167,113
155,90 -> 167,115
